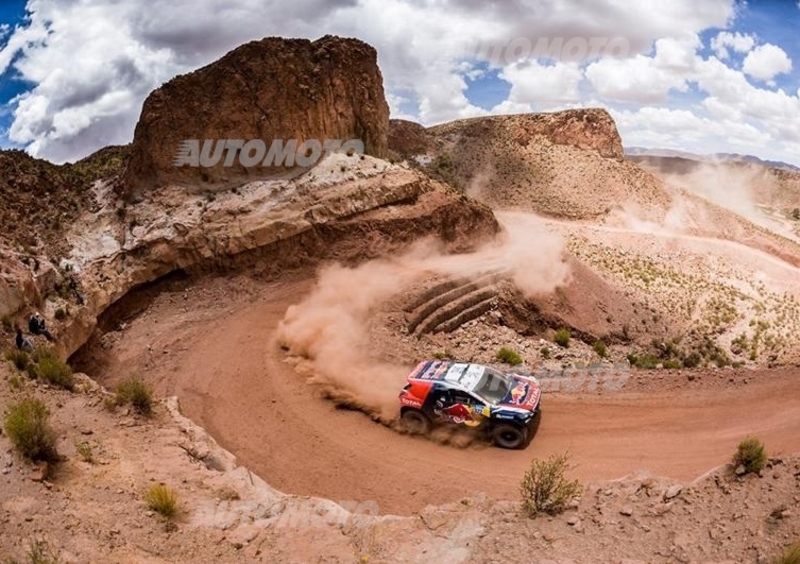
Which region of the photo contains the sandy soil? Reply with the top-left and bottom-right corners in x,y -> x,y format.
73,267 -> 800,517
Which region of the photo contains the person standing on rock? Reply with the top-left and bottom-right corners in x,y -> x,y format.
28,312 -> 55,342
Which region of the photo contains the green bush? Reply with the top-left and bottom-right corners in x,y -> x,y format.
733,436 -> 767,474
682,351 -> 701,368
116,377 -> 153,415
553,329 -> 571,348
146,484 -> 178,519
32,352 -> 74,390
54,308 -> 67,321
496,347 -> 523,365
3,397 -> 58,462
592,340 -> 607,358
540,346 -> 551,360
630,353 -> 661,369
519,452 -> 581,517
5,348 -> 30,371
775,543 -> 800,564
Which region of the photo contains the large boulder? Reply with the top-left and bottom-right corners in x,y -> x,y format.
122,35 -> 390,194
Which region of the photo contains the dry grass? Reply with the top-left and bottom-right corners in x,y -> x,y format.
775,543 -> 800,564
146,484 -> 178,519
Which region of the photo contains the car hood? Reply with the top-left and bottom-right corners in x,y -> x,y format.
497,375 -> 541,412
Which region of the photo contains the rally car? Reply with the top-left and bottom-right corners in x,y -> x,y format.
398,360 -> 542,449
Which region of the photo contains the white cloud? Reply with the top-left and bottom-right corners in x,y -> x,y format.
710,31 -> 755,59
499,60 -> 583,107
742,43 -> 793,83
0,0 -> 738,162
0,0 -> 353,162
3,0 -> 798,167
585,35 -> 700,103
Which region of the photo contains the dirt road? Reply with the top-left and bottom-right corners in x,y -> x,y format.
76,271 -> 800,516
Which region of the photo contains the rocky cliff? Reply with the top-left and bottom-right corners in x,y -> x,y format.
122,35 -> 390,194
390,109 -> 664,219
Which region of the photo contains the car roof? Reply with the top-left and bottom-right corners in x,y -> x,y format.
408,360 -> 492,392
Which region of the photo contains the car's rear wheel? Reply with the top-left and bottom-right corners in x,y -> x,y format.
492,424 -> 527,449
401,409 -> 431,435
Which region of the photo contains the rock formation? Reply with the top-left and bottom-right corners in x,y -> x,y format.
122,35 -> 390,194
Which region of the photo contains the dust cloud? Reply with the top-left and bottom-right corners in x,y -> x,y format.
659,162 -> 793,237
276,213 -> 569,424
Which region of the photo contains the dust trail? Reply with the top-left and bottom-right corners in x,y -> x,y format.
276,213 -> 569,423
657,162 -> 795,239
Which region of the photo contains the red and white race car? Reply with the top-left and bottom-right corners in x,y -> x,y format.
398,360 -> 542,449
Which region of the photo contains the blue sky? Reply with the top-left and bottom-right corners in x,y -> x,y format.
0,0 -> 798,166
0,0 -> 27,136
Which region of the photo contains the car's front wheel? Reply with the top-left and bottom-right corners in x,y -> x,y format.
492,424 -> 528,449
400,409 -> 431,435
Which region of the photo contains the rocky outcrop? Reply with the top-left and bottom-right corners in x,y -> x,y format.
392,109 -> 624,161
122,35 -> 390,194
388,119 -> 430,157
392,109 -> 665,220
51,154 -> 498,357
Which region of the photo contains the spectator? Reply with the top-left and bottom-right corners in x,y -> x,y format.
15,326 -> 34,352
28,312 -> 55,342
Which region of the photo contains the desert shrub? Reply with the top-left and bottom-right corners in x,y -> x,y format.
75,441 -> 94,464
793,208 -> 800,221
5,349 -> 30,371
592,340 -> 607,358
496,347 -> 523,365
9,374 -> 23,390
733,436 -> 767,474
628,353 -> 661,369
1,315 -> 12,332
54,308 -> 66,321
519,452 -> 581,517
682,351 -> 701,368
662,359 -> 683,369
146,484 -> 178,518
8,538 -> 61,564
540,346 -> 551,360
775,543 -> 800,564
115,377 -> 153,415
34,355 -> 74,390
432,350 -> 453,360
102,396 -> 117,412
553,329 -> 570,348
3,397 -> 58,462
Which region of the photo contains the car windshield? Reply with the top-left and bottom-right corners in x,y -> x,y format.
473,367 -> 512,405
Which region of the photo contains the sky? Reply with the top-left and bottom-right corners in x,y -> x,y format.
0,0 -> 798,166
